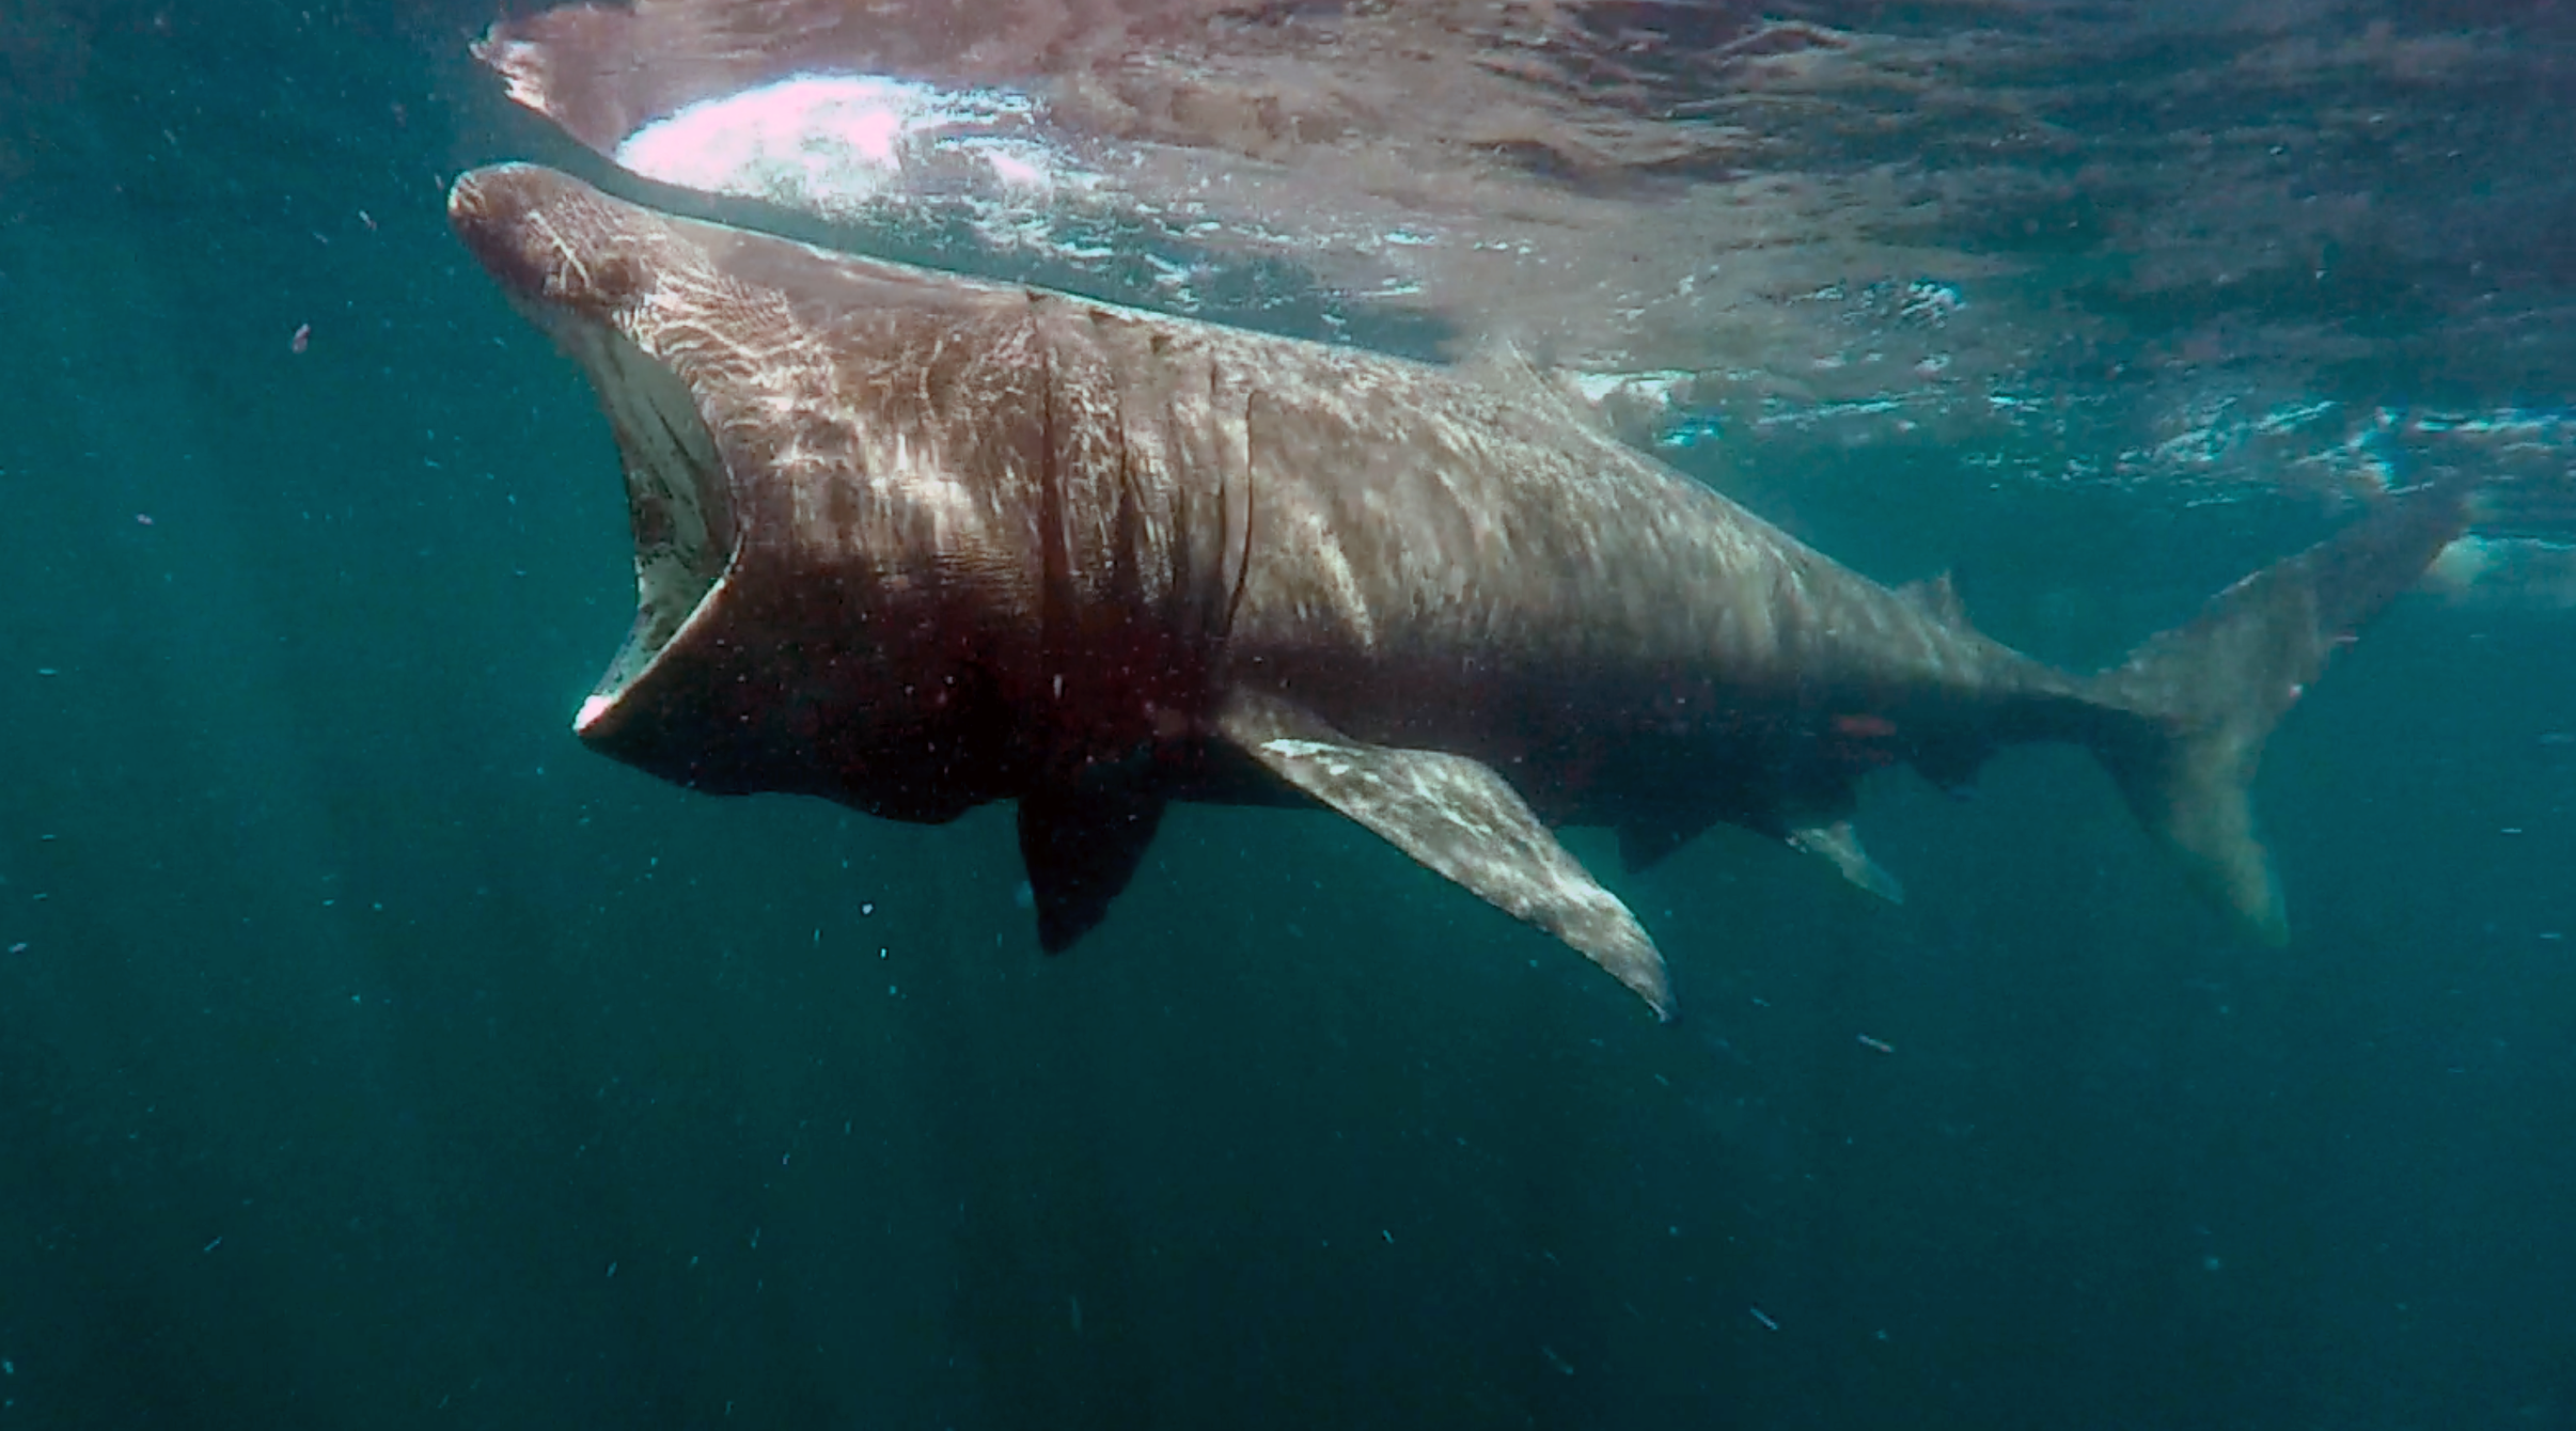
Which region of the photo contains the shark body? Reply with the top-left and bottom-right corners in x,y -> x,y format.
450,164 -> 2471,1017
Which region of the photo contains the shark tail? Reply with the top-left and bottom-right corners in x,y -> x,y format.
2081,477 -> 2474,941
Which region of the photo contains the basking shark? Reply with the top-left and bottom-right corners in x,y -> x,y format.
448,163 -> 2470,1019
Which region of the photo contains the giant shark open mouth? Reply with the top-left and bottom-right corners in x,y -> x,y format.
563,322 -> 738,735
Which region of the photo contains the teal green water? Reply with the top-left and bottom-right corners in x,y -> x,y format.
3,6 -> 2572,1428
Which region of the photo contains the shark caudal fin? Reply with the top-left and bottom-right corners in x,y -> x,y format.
2084,476 -> 2475,942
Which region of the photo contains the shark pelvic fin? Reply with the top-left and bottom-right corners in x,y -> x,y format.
1217,689 -> 1673,1019
1787,821 -> 1906,904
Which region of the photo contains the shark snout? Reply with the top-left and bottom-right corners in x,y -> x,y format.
448,164 -> 652,318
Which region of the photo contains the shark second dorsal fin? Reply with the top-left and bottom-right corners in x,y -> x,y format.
1216,689 -> 1673,1019
1896,571 -> 1967,627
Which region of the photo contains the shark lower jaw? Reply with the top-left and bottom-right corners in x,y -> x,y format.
553,317 -> 740,741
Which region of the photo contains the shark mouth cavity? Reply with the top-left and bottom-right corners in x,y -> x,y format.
565,324 -> 738,736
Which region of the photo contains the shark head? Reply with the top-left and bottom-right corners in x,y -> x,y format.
447,163 -> 1055,821
448,164 -> 747,771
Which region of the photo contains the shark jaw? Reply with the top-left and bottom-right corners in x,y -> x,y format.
557,317 -> 738,739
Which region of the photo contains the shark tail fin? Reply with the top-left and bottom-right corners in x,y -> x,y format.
2082,477 -> 2474,941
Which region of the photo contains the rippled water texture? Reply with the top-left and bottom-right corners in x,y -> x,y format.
484,2 -> 2576,540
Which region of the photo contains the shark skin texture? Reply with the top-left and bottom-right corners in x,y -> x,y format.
449,163 -> 2474,1020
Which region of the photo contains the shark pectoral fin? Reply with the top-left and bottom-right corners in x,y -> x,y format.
1216,690 -> 1673,1019
1016,781 -> 1168,953
1787,821 -> 1906,904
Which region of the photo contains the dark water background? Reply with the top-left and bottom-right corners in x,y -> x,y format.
4,4 -> 2573,1427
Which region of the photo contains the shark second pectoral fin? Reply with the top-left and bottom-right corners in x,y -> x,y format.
1786,821 -> 1905,904
1017,781 -> 1169,953
1217,690 -> 1673,1019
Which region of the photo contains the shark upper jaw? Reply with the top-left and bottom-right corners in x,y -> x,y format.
446,165 -> 739,747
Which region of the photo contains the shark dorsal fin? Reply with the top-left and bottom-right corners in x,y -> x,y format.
1455,342 -> 1614,439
